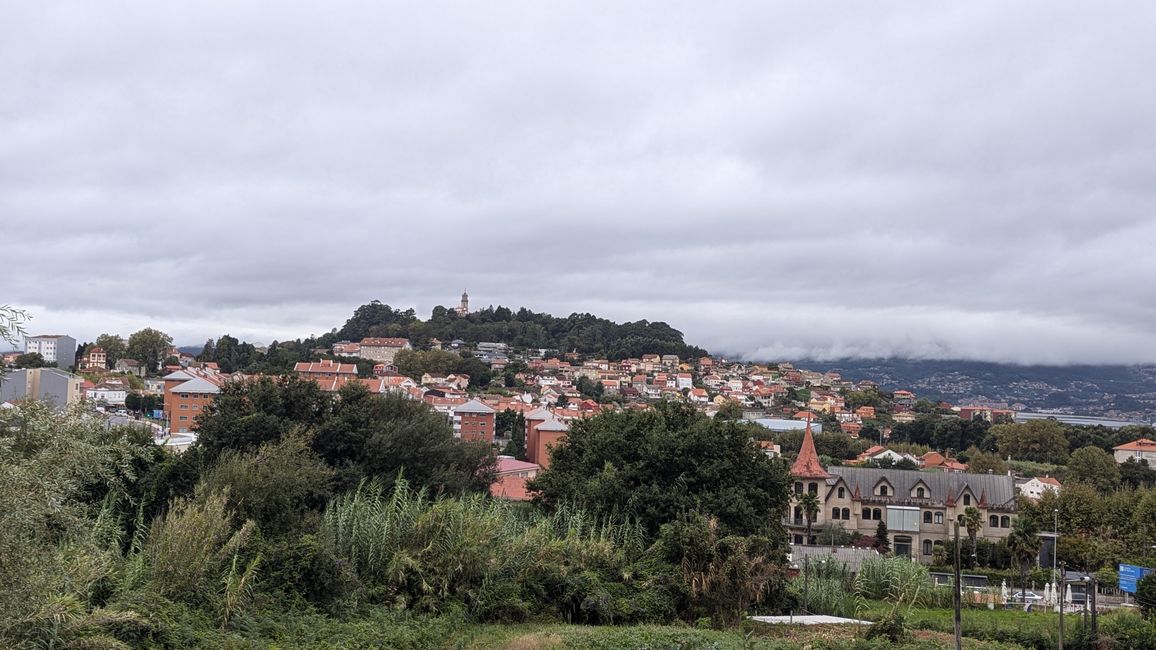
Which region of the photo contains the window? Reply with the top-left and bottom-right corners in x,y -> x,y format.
879,485 -> 889,496
935,512 -> 943,524
794,482 -> 803,495
809,482 -> 818,495
179,404 -> 188,409
1001,516 -> 1010,528
923,511 -> 933,524
963,494 -> 972,506
838,487 -> 845,499
862,509 -> 871,520
832,508 -> 840,520
923,540 -> 933,555
874,508 -> 883,520
794,535 -> 804,544
916,487 -> 925,498
989,515 -> 999,527
842,508 -> 850,520
179,416 -> 187,421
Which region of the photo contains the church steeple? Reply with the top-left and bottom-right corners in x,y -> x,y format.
790,415 -> 830,479
456,290 -> 470,316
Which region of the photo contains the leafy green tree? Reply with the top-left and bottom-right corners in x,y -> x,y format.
394,348 -> 462,380
1134,490 -> 1156,545
963,446 -> 1008,475
1121,458 -> 1156,489
195,375 -> 332,461
1138,572 -> 1156,617
0,401 -> 161,629
799,492 -> 819,545
1066,446 -> 1121,493
663,514 -> 783,629
126,327 -> 173,373
716,400 -> 743,421
201,431 -> 334,538
962,506 -> 983,567
0,304 -> 29,348
197,337 -> 216,362
500,411 -> 527,460
14,352 -> 50,368
315,383 -> 496,495
529,401 -> 790,538
874,519 -> 890,554
1007,517 -> 1041,604
94,333 -> 127,367
992,420 -> 1070,464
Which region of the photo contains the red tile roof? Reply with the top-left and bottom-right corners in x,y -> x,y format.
1114,438 -> 1156,452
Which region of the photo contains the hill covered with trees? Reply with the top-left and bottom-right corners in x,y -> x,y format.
323,300 -> 709,360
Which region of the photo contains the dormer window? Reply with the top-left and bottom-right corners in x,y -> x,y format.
838,487 -> 845,499
916,487 -> 925,498
963,494 -> 972,506
879,485 -> 889,496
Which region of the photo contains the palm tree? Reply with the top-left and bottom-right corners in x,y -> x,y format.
799,492 -> 820,545
962,507 -> 983,567
1007,516 -> 1041,605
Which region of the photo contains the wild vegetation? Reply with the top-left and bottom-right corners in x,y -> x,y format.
0,388 -> 796,647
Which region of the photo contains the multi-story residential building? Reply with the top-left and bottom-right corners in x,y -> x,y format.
1018,476 -> 1062,501
786,422 -> 1017,561
358,338 -> 411,365
24,334 -> 77,368
295,359 -> 358,382
332,341 -> 361,357
524,408 -> 571,470
80,346 -> 108,370
163,368 -> 226,434
86,378 -> 129,406
0,368 -> 83,410
1113,438 -> 1156,464
452,399 -> 496,443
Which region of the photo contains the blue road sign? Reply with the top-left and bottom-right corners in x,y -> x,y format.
1119,563 -> 1153,593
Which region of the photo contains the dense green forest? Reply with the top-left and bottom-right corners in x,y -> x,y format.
325,300 -> 708,360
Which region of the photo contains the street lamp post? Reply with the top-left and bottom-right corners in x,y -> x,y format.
1053,509 -> 1059,585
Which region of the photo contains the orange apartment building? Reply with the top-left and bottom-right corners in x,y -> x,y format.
163,368 -> 226,433
524,407 -> 570,469
452,399 -> 496,443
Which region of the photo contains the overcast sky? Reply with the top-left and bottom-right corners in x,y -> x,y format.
3,2 -> 1154,364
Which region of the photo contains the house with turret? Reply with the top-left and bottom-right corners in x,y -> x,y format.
786,419 -> 1017,562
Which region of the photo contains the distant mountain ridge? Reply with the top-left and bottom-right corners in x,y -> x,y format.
795,358 -> 1156,423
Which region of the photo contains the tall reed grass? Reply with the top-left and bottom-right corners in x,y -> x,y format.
322,477 -> 657,621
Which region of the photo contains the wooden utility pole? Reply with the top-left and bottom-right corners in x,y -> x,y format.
953,521 -> 962,650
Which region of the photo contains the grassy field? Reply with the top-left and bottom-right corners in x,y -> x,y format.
186,608 -> 1035,649
857,601 -> 1093,649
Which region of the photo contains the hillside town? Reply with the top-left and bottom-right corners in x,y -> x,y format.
6,315 -> 1156,571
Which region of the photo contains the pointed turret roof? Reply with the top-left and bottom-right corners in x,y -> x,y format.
790,417 -> 830,479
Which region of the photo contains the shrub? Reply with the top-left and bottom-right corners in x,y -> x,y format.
1100,608 -> 1156,648
145,488 -> 256,605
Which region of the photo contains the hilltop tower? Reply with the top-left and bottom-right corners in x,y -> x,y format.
455,290 -> 469,316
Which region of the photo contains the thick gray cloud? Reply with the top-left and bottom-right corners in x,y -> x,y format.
3,2 -> 1154,364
